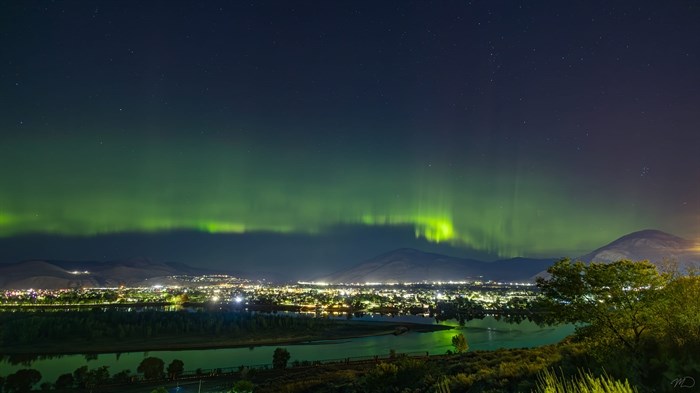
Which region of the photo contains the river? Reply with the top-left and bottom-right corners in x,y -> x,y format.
0,316 -> 575,383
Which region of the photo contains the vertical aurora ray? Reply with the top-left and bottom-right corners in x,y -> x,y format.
0,0 -> 698,265
0,132 -> 659,257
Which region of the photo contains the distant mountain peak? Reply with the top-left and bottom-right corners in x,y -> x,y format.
0,258 -> 215,289
391,247 -> 422,253
579,228 -> 698,266
376,248 -> 441,258
608,229 -> 688,244
318,248 -> 554,284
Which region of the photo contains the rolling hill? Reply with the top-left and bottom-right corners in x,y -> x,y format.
321,230 -> 700,284
2,229 -> 697,288
316,248 -> 555,283
0,257 -> 216,289
579,229 -> 698,265
531,229 -> 700,279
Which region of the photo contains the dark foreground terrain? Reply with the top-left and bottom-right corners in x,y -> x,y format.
0,311 -> 449,355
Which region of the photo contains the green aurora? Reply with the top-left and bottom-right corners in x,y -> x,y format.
0,133 -> 659,257
2,1 -> 699,263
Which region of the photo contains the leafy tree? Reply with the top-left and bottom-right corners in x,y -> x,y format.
138,357 -> 165,380
654,274 -> 700,346
451,332 -> 469,353
54,373 -> 74,390
643,274 -> 700,386
167,359 -> 185,379
272,348 -> 291,369
536,259 -> 667,354
72,365 -> 89,388
86,365 -> 110,387
4,369 -> 41,393
230,379 -> 255,392
111,369 -> 132,384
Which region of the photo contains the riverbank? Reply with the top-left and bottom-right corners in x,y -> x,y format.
250,341 -> 589,393
1,316 -> 577,387
0,320 -> 452,355
27,341 -> 586,393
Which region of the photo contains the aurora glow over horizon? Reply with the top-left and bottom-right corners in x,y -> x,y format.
1,1 -> 699,269
0,132 -> 671,257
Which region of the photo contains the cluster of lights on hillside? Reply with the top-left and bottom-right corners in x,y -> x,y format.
1,274 -> 540,316
300,281 -> 535,287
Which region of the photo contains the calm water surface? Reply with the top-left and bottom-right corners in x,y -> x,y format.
0,316 -> 575,383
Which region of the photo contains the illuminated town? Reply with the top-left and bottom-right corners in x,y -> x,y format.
0,275 -> 537,318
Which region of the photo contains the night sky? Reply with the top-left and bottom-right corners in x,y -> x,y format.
1,1 -> 699,276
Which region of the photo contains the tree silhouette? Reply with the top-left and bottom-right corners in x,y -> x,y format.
536,259 -> 666,354
112,369 -> 132,384
451,333 -> 469,353
54,373 -> 74,390
72,366 -> 89,388
86,366 -> 110,388
272,348 -> 290,369
4,369 -> 41,393
167,359 -> 185,379
138,357 -> 165,380
230,380 -> 255,392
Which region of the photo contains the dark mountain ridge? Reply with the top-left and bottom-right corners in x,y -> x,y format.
317,248 -> 555,283
579,229 -> 697,264
316,248 -> 485,284
322,230 -> 700,284
0,257 -> 219,289
2,230 -> 698,289
531,229 -> 700,280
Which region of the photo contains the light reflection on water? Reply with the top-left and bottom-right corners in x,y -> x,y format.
0,315 -> 575,383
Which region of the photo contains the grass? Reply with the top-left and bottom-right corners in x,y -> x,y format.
534,368 -> 638,393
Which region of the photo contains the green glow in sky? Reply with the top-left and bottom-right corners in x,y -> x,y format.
0,134 -> 661,257
2,0 -> 700,267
